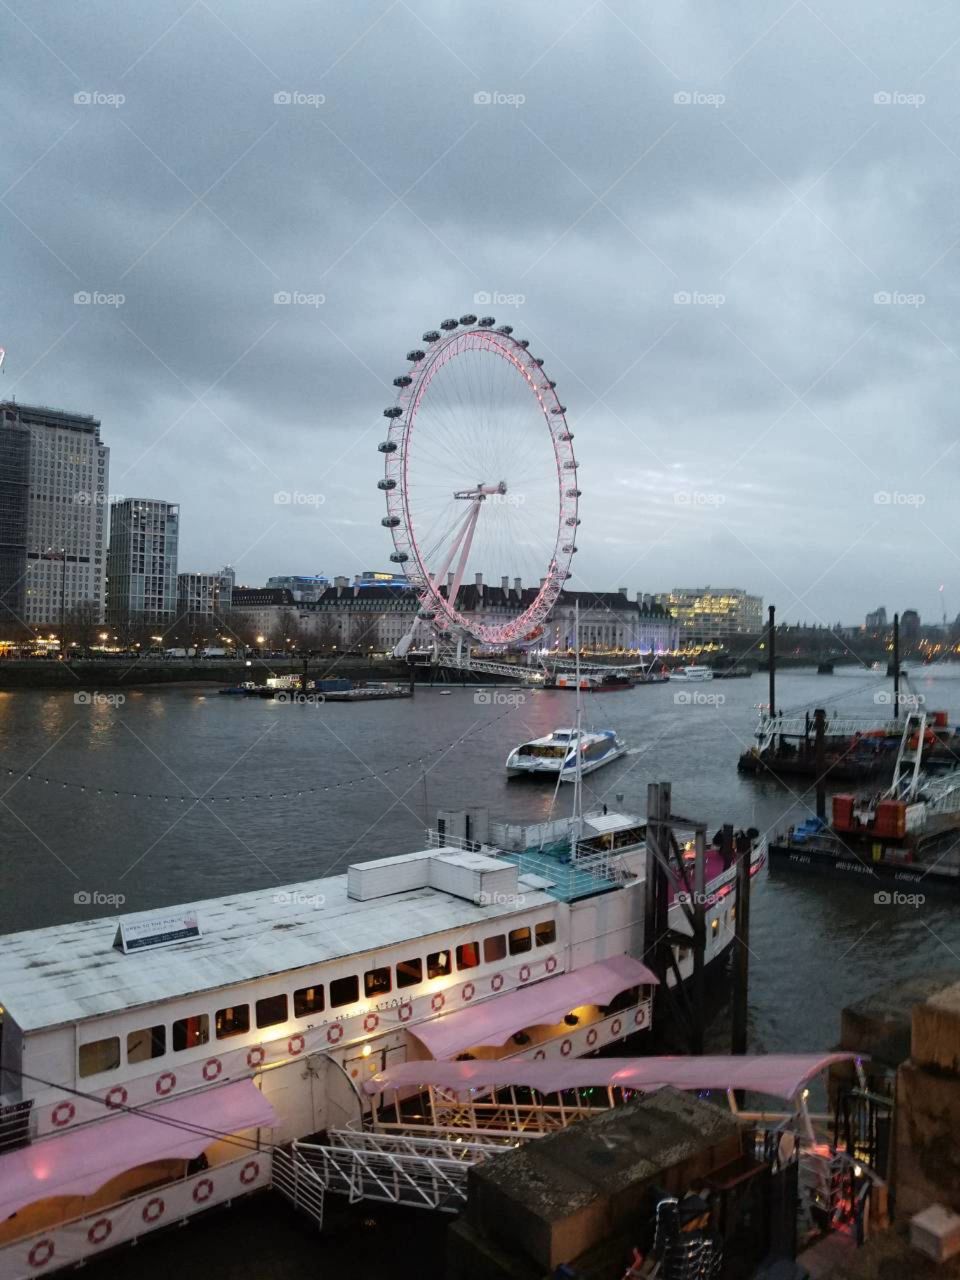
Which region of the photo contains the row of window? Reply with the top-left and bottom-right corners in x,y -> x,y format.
78,921 -> 558,1077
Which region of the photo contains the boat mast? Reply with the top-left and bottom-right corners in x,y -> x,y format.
570,600 -> 584,858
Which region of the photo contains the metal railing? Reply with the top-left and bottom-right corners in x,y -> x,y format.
272,1146 -> 325,1227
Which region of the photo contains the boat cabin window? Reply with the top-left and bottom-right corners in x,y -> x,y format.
711,919 -> 720,937
216,1005 -> 250,1039
535,920 -> 556,947
396,958 -> 423,988
456,941 -> 479,970
294,985 -> 324,1017
79,1036 -> 120,1077
483,934 -> 506,962
256,994 -> 288,1029
364,966 -> 392,997
427,949 -> 451,979
173,1014 -> 209,1051
330,975 -> 360,1008
127,1025 -> 166,1063
509,926 -> 532,955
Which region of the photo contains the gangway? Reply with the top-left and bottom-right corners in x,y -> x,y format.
282,1129 -> 502,1212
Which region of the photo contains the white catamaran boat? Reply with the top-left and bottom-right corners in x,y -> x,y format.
669,665 -> 714,682
0,806 -> 765,1277
505,727 -> 627,780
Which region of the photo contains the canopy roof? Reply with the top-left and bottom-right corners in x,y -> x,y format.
410,954 -> 659,1060
364,1053 -> 861,1101
0,1080 -> 276,1219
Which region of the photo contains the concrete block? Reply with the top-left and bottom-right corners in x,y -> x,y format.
911,1204 -> 960,1263
895,1063 -> 960,1217
913,982 -> 960,1075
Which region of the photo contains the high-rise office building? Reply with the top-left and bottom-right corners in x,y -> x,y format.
177,572 -> 222,619
106,500 -> 179,629
0,402 -> 110,629
218,565 -> 235,610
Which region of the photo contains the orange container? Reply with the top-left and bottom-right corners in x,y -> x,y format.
934,710 -> 949,728
832,794 -> 855,830
874,800 -> 906,838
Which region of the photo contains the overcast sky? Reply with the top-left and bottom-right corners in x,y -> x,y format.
3,1 -> 959,626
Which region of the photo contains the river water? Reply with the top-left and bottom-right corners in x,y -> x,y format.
3,667 -> 960,1057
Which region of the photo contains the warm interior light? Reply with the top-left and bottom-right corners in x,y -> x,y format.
361,1043 -> 372,1058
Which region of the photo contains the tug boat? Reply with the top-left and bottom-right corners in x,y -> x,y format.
505,727 -> 627,780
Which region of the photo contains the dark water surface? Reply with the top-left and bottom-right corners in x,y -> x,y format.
3,667 -> 960,1056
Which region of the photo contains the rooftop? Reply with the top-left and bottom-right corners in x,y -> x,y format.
0,857 -> 553,1033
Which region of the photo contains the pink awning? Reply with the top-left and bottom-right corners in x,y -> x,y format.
0,1079 -> 276,1220
409,955 -> 659,1060
364,1053 -> 862,1101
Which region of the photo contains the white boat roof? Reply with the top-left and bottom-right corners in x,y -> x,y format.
521,728 -> 612,747
582,811 -> 643,836
0,858 -> 555,1034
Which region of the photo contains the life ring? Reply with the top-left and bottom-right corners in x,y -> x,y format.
87,1217 -> 112,1246
202,1058 -> 223,1081
142,1196 -> 165,1224
240,1160 -> 259,1185
490,974 -> 504,992
27,1239 -> 54,1268
51,1101 -> 75,1128
461,982 -> 475,1001
326,1024 -> 343,1044
155,1072 -> 176,1096
288,1034 -> 305,1056
246,1045 -> 266,1069
192,1178 -> 214,1203
105,1086 -> 128,1109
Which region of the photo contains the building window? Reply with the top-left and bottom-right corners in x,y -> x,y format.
294,985 -> 324,1017
535,921 -> 557,947
396,958 -> 422,988
456,941 -> 480,970
364,966 -> 392,997
483,934 -> 507,963
127,1025 -> 166,1063
79,1036 -> 120,1077
330,975 -> 360,1008
172,1015 -> 210,1051
256,994 -> 288,1029
427,949 -> 451,979
509,926 -> 532,955
216,1005 -> 250,1039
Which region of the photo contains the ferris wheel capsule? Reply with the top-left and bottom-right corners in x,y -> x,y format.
384,406 -> 403,418
382,516 -> 400,527
378,479 -> 397,490
393,375 -> 412,387
496,325 -> 513,335
459,314 -> 477,325
378,441 -> 398,452
423,330 -> 441,342
407,350 -> 425,362
390,552 -> 409,563
517,339 -> 529,349
478,316 -> 495,327
440,318 -> 459,331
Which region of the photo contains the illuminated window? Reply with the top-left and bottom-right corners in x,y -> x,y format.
256,994 -> 288,1029
427,949 -> 451,979
396,958 -> 423,988
456,941 -> 479,970
534,920 -> 556,947
365,966 -> 392,997
294,985 -> 324,1017
172,1015 -> 209,1051
711,919 -> 720,937
79,1036 -> 120,1077
509,926 -> 532,955
127,1025 -> 165,1063
216,1005 -> 250,1039
330,975 -> 360,1008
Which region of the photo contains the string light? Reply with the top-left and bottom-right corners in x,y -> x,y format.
0,704 -> 520,805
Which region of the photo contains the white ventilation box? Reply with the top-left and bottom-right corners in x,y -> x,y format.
347,849 -> 434,901
429,851 -> 519,903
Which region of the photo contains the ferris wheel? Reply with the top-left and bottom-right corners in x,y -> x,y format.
378,315 -> 580,651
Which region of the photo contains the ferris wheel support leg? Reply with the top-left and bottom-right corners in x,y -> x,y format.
447,502 -> 482,613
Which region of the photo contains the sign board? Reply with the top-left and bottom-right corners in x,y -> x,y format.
114,912 -> 201,954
